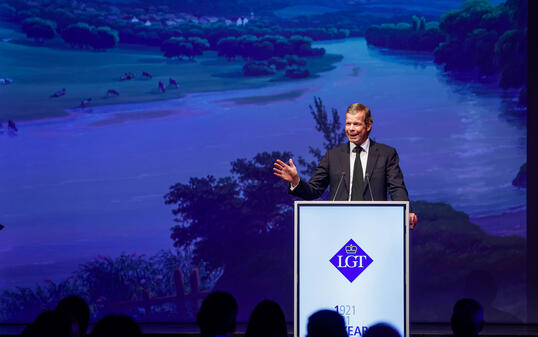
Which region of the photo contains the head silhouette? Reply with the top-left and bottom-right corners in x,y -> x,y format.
245,300 -> 287,337
22,310 -> 72,337
91,314 -> 142,337
56,296 -> 90,337
363,323 -> 401,337
451,298 -> 484,336
306,310 -> 347,337
197,291 -> 238,337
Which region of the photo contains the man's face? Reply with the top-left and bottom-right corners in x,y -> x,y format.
345,111 -> 372,145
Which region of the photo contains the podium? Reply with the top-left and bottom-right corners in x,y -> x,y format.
294,201 -> 409,337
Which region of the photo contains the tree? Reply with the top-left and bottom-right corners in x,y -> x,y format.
268,57 -> 287,70
365,20 -> 444,52
465,28 -> 498,75
439,1 -> 495,41
274,39 -> 292,57
481,9 -> 511,33
419,16 -> 426,31
412,15 -> 420,31
250,40 -> 274,60
21,17 -> 56,43
217,37 -> 239,61
164,152 -> 296,313
207,24 -> 240,48
90,26 -> 119,50
51,8 -> 76,29
161,37 -> 194,60
298,97 -> 346,176
187,37 -> 209,58
178,22 -> 205,38
494,29 -> 526,88
505,0 -> 527,28
289,35 -> 312,56
237,35 -> 258,59
61,22 -> 94,48
434,40 -> 462,70
433,0 -> 526,91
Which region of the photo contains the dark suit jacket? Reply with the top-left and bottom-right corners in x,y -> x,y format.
290,140 -> 409,201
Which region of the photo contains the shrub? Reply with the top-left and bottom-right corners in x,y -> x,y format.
268,57 -> 287,70
242,62 -> 275,76
90,26 -> 119,50
285,55 -> 307,67
61,22 -> 94,48
285,66 -> 310,79
21,17 -> 56,43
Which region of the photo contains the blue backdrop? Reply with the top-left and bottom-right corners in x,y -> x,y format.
0,0 -> 528,324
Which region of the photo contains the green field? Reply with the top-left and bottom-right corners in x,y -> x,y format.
0,27 -> 342,121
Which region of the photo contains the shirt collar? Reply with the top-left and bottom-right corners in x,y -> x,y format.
350,137 -> 370,153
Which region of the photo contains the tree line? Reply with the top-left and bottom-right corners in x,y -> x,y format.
365,16 -> 444,51
364,0 -> 527,93
21,18 -> 119,49
433,0 -> 526,89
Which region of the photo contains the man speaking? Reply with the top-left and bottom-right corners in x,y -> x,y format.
273,103 -> 418,228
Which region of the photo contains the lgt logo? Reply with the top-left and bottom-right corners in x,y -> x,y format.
330,239 -> 373,282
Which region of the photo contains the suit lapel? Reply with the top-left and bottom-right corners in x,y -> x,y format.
363,140 -> 379,194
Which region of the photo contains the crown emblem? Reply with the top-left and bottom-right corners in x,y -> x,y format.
345,244 -> 357,255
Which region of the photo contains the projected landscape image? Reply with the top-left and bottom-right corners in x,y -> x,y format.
0,0 -> 527,324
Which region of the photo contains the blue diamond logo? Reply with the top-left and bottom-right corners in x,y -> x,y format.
330,239 -> 373,282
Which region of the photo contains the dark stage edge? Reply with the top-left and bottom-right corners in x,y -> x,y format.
2,323 -> 538,336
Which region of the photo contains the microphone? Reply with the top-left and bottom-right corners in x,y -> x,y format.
365,173 -> 374,201
332,172 -> 346,201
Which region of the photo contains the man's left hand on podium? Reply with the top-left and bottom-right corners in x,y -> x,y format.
409,213 -> 418,230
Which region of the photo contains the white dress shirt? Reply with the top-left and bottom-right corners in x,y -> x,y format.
290,138 -> 370,198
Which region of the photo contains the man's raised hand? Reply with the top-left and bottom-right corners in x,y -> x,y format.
273,158 -> 300,186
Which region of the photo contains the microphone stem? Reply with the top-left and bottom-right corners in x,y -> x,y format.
365,173 -> 374,201
333,172 -> 346,202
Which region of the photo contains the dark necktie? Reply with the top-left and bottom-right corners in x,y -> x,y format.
351,146 -> 364,201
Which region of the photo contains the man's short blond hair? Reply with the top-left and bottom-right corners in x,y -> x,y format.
346,103 -> 373,126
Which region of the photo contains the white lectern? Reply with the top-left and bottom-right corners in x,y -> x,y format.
294,201 -> 409,337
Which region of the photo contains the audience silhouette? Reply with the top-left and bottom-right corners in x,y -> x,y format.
22,310 -> 73,337
56,295 -> 90,337
196,291 -> 238,337
91,314 -> 142,337
363,323 -> 401,337
451,298 -> 484,337
245,300 -> 288,337
306,310 -> 347,337
18,293 -> 492,337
